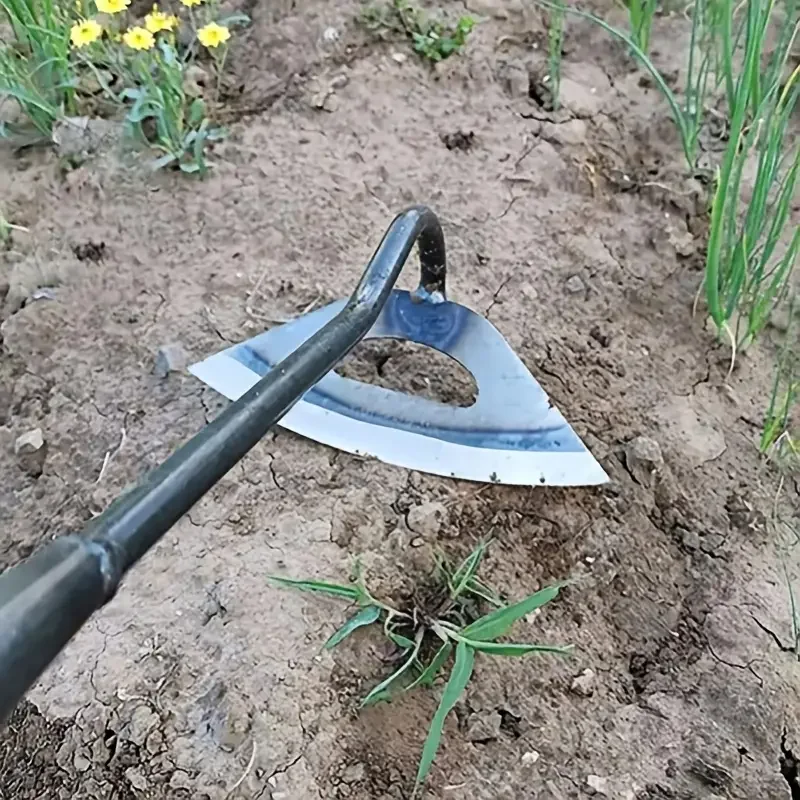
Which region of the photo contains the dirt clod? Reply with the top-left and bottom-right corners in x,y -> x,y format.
441,130 -> 475,152
625,436 -> 664,487
153,344 -> 188,378
570,667 -> 596,697
466,710 -> 502,743
587,774 -> 610,796
565,274 -> 586,294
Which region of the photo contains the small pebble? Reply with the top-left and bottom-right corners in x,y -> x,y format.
586,775 -> 609,796
391,52 -> 407,63
153,343 -> 187,378
521,751 -> 540,766
565,274 -> 586,294
15,428 -> 44,455
571,668 -> 596,697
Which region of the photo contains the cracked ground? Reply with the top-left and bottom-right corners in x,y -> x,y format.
2,0 -> 800,798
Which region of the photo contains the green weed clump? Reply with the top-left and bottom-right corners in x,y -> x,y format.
270,540 -> 572,795
360,0 -> 475,63
0,0 -> 245,172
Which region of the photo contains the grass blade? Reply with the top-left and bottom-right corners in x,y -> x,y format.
407,641 -> 452,690
460,583 -> 564,642
415,640 -> 474,791
459,638 -> 573,657
325,605 -> 382,649
269,576 -> 362,602
361,632 -> 423,707
450,540 -> 491,599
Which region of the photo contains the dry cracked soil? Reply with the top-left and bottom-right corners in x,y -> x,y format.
2,0 -> 800,798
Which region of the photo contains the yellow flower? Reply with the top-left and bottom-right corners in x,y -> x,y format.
179,0 -> 202,7
197,21 -> 230,48
145,9 -> 178,32
123,26 -> 155,49
70,18 -> 103,48
96,0 -> 130,13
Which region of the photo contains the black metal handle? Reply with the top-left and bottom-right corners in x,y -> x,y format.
0,205 -> 446,724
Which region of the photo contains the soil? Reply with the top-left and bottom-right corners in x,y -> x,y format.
2,1 -> 800,799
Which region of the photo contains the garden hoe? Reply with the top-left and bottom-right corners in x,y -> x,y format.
0,205 -> 606,725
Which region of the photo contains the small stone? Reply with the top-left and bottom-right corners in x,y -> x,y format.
625,436 -> 664,487
125,767 -> 148,791
73,752 -> 91,772
586,775 -> 609,796
15,428 -> 46,477
153,344 -> 187,378
503,61 -> 530,99
341,762 -> 366,784
90,737 -> 110,765
391,52 -> 407,63
466,710 -> 502,743
565,275 -> 586,294
322,26 -> 339,42
30,287 -> 57,301
570,668 -> 596,697
521,751 -> 540,766
410,537 -> 424,548
169,770 -> 193,790
681,529 -> 700,551
127,705 -> 158,747
15,428 -> 44,455
406,501 -> 447,538
330,74 -> 349,90
145,729 -> 165,755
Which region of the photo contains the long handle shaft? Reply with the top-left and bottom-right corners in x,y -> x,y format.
0,205 -> 446,724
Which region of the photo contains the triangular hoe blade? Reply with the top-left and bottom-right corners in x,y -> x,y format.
190,291 -> 609,487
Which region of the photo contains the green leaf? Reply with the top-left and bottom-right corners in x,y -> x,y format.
151,152 -> 178,170
269,575 -> 361,602
218,11 -> 251,27
460,583 -> 564,642
449,539 -> 491,599
387,631 -> 416,649
324,605 -> 381,649
459,638 -> 573,657
407,641 -> 452,690
361,634 -> 422,707
187,98 -> 206,127
415,640 -> 474,789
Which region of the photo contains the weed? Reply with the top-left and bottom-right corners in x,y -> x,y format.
359,0 -> 475,63
622,0 -> 657,54
546,0 -> 565,110
270,541 -> 572,794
